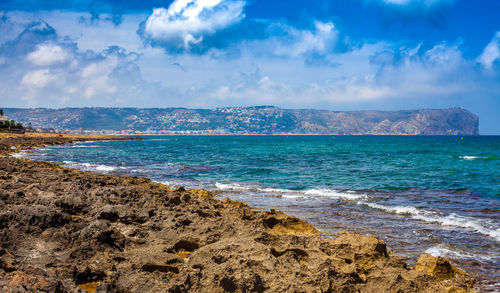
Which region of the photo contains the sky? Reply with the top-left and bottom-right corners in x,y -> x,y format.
0,0 -> 499,133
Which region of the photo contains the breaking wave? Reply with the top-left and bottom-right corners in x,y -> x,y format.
363,202 -> 500,241
214,182 -> 366,200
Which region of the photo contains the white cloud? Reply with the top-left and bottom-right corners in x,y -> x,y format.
0,15 -> 151,106
180,41 -> 479,108
80,56 -> 119,98
477,31 -> 500,69
26,43 -> 71,66
274,21 -> 339,57
144,0 -> 245,50
21,69 -> 56,87
424,43 -> 463,66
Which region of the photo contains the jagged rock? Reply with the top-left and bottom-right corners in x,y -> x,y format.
416,253 -> 477,292
263,209 -> 320,235
416,253 -> 459,280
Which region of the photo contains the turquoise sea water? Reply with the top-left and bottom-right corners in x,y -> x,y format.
21,135 -> 500,290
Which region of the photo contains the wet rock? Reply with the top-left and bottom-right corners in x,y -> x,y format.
416,253 -> 457,280
416,254 -> 477,293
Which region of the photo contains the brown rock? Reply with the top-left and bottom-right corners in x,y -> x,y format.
416,253 -> 459,280
263,209 -> 320,235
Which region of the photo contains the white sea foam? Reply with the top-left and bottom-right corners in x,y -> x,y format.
71,145 -> 101,148
96,165 -> 116,172
64,161 -> 117,173
425,244 -> 493,261
214,182 -> 289,193
215,182 -> 250,191
363,202 -> 500,241
214,182 -> 365,200
304,188 -> 366,200
363,202 -> 424,216
460,156 -> 480,160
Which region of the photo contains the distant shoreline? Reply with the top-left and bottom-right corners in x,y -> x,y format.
4,106 -> 479,135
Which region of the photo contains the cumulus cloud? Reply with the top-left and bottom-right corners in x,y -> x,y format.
0,19 -> 158,106
274,21 -> 339,57
178,41 -> 489,109
21,69 -> 56,87
0,21 -> 57,58
26,43 -> 71,66
139,1 -> 354,59
142,0 -> 246,53
477,31 -> 500,69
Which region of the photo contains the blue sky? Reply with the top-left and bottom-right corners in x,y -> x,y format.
0,0 -> 499,133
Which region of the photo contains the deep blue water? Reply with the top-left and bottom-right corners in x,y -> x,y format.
20,135 -> 500,290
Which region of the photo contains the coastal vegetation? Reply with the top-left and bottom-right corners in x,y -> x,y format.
0,109 -> 24,133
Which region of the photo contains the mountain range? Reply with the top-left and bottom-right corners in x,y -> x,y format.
3,107 -> 479,135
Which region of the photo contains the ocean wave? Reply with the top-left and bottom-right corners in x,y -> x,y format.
95,165 -> 117,172
214,182 -> 366,200
362,202 -> 425,216
363,202 -> 500,241
425,244 -> 493,261
214,182 -> 290,194
71,145 -> 101,148
460,156 -> 481,160
304,188 -> 366,200
60,161 -> 118,173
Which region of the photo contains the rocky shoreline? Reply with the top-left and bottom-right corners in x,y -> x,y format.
0,133 -> 477,292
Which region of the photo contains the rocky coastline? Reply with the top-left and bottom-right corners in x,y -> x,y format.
0,133 -> 477,292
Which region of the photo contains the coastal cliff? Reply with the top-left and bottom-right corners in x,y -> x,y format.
5,107 -> 479,135
0,133 -> 477,292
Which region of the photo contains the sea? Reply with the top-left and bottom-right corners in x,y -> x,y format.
18,135 -> 499,291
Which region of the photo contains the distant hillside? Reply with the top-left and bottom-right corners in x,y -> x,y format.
4,107 -> 479,135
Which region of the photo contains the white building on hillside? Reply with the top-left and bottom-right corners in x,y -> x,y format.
0,116 -> 8,126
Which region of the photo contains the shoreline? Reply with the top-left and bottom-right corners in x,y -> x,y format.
0,133 -> 478,292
